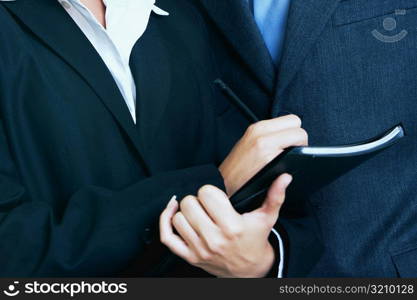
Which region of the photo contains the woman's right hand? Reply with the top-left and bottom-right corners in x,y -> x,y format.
219,114 -> 308,196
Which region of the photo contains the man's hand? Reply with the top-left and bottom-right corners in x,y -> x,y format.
219,114 -> 307,195
159,174 -> 292,278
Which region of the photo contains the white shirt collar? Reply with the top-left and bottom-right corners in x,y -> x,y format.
57,0 -> 169,17
57,0 -> 169,123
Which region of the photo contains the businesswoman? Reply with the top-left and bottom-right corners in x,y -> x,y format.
0,0 -> 316,277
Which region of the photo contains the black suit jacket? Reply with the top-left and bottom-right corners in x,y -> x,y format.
0,0 -> 321,277
196,0 -> 417,277
0,0 -> 229,276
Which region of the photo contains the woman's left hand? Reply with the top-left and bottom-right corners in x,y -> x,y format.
159,174 -> 292,278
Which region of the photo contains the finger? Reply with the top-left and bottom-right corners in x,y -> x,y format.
252,128 -> 308,166
180,195 -> 219,240
248,114 -> 302,136
159,197 -> 194,260
255,174 -> 292,223
172,211 -> 206,252
197,185 -> 240,229
159,196 -> 179,238
269,127 -> 309,149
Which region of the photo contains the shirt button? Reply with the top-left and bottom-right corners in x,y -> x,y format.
60,1 -> 71,10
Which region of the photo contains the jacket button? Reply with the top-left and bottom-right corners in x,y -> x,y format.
143,227 -> 153,245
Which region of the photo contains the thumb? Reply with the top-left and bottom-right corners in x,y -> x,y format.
256,174 -> 292,222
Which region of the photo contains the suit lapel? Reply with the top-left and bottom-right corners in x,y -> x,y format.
2,0 -> 148,166
199,0 -> 276,93
273,0 -> 341,114
130,15 -> 172,155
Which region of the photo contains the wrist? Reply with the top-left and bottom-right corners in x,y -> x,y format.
251,242 -> 276,278
218,164 -> 235,196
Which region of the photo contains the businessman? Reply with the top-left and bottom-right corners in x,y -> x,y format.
0,0 -> 322,277
192,0 -> 417,277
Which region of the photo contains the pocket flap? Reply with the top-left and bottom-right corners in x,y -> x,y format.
391,245 -> 417,278
334,0 -> 417,26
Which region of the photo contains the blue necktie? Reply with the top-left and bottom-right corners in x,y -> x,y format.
250,0 -> 291,65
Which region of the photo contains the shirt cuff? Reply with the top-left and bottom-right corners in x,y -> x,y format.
271,228 -> 284,278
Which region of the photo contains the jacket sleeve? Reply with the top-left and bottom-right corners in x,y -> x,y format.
0,120 -> 225,277
275,210 -> 324,277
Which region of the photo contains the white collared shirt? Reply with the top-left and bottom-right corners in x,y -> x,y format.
58,0 -> 284,277
58,0 -> 169,124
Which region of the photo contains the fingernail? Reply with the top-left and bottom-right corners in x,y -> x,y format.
283,174 -> 293,188
167,195 -> 177,207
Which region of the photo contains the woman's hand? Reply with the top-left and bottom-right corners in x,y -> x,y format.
160,174 -> 292,278
219,114 -> 307,195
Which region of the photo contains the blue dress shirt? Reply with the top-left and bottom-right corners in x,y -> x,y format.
249,0 -> 291,65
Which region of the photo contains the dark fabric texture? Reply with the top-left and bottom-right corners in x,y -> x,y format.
196,0 -> 417,277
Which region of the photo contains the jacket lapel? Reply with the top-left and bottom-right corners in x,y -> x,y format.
199,0 -> 276,93
130,15 -> 172,155
2,0 -> 148,166
273,0 -> 341,114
